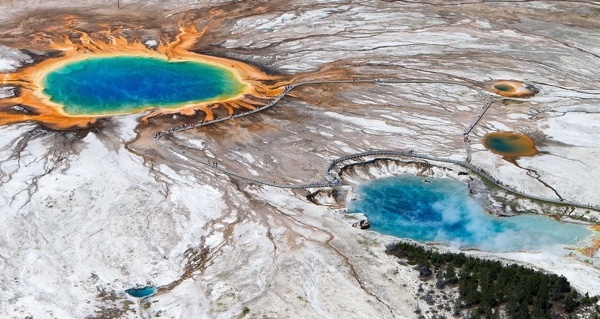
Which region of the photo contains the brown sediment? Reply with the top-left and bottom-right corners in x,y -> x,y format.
549,214 -> 562,221
578,225 -> 600,257
578,240 -> 600,258
0,14 -> 290,130
483,131 -> 538,157
484,80 -> 539,98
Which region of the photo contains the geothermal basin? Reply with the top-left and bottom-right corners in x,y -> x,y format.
349,175 -> 592,252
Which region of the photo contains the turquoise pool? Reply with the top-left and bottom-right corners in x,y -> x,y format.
350,175 -> 591,252
43,56 -> 246,115
125,286 -> 157,298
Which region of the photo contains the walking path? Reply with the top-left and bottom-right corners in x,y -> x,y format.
153,78 -> 598,211
328,150 -> 599,210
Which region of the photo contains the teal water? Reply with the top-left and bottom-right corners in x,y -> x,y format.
486,135 -> 517,154
485,134 -> 533,155
494,84 -> 512,92
349,175 -> 591,252
125,286 -> 157,298
43,56 -> 246,115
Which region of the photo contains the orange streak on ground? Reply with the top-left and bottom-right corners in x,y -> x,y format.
0,16 -> 289,130
578,225 -> 600,257
578,241 -> 600,258
235,100 -> 259,111
221,103 -> 236,115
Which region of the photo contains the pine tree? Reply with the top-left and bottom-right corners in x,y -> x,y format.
516,304 -> 530,319
445,264 -> 458,285
564,290 -> 580,313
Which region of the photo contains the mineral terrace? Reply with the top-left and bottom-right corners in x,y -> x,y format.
0,1 -> 599,318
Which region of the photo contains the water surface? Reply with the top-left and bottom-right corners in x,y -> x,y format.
43,56 -> 246,115
494,84 -> 513,92
483,131 -> 538,157
125,286 -> 157,298
349,175 -> 591,252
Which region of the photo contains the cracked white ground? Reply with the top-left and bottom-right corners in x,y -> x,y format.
1,1 -> 599,318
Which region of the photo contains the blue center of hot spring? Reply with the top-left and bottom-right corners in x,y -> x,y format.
350,175 -> 591,252
485,134 -> 532,155
125,286 -> 157,298
42,56 -> 246,115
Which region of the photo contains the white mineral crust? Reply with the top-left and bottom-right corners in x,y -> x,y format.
0,1 -> 599,318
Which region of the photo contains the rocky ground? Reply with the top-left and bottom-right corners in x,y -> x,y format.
1,1 -> 600,318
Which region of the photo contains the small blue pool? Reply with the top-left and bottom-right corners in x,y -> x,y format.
125,286 -> 157,298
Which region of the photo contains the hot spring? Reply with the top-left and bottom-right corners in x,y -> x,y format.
349,175 -> 591,252
483,131 -> 538,157
42,56 -> 247,115
125,286 -> 157,298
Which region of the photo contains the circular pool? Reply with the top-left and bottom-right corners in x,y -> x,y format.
483,131 -> 538,157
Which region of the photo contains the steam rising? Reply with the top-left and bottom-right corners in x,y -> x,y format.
350,175 -> 591,253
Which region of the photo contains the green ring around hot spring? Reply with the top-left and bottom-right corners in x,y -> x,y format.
41,55 -> 248,116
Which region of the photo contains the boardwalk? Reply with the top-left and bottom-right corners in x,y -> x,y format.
153,78 -> 598,211
328,150 -> 599,210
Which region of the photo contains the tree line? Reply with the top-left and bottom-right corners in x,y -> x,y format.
386,242 -> 600,319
